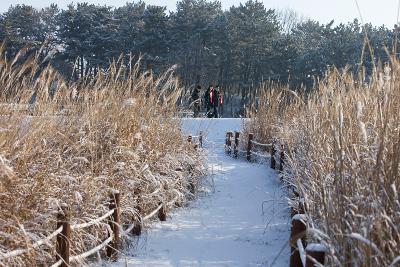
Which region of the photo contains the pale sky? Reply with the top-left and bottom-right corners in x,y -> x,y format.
0,0 -> 398,28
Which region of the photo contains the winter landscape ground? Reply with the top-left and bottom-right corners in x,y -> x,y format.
107,118 -> 290,267
1,1 -> 400,265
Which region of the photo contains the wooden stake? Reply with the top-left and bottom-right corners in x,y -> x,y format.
189,181 -> 195,195
107,191 -> 120,259
271,143 -> 276,169
234,132 -> 240,158
306,243 -> 326,266
132,189 -> 142,236
199,131 -> 203,148
131,221 -> 142,236
158,203 -> 167,221
56,205 -> 70,267
279,144 -> 285,172
247,133 -> 253,161
290,214 -> 307,267
227,131 -> 233,155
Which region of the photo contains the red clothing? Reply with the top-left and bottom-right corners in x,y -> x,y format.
209,88 -> 222,105
210,89 -> 222,106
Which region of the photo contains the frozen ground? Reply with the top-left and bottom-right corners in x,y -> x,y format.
108,118 -> 290,267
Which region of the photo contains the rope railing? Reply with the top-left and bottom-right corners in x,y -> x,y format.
71,209 -> 115,230
250,150 -> 270,159
1,131 -> 200,266
142,195 -> 179,222
122,195 -> 180,237
1,187 -> 184,266
122,223 -> 137,237
225,131 -> 283,170
148,186 -> 162,197
297,238 -> 306,267
168,195 -> 179,207
49,234 -> 114,267
0,226 -> 63,260
250,140 -> 272,147
224,131 -> 327,266
143,203 -> 164,221
70,235 -> 113,263
50,259 -> 63,267
187,131 -> 203,149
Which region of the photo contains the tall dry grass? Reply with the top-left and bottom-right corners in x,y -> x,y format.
245,64 -> 400,266
0,50 -> 205,266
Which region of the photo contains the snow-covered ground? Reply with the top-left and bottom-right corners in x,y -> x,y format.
108,118 -> 290,267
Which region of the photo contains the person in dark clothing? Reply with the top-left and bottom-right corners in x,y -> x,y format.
211,85 -> 219,118
191,85 -> 201,117
216,85 -> 223,117
205,85 -> 213,118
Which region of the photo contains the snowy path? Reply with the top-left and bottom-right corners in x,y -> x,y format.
109,119 -> 290,267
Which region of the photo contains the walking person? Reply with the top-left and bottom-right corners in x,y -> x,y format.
216,85 -> 223,117
211,85 -> 219,118
191,85 -> 201,117
204,85 -> 213,118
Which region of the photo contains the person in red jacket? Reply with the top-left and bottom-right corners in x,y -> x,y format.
205,85 -> 213,118
211,85 -> 223,118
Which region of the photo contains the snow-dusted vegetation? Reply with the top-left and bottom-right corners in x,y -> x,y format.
0,51 -> 205,266
109,118 -> 290,266
245,66 -> 400,266
0,1 -> 398,266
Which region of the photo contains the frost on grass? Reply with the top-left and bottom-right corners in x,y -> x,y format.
0,52 -> 205,266
245,67 -> 400,266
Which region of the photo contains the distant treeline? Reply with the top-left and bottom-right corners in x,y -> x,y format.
0,0 -> 395,90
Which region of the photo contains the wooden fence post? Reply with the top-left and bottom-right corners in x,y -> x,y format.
290,184 -> 301,198
132,190 -> 142,236
158,202 -> 167,221
279,144 -> 285,172
290,214 -> 307,267
306,244 -> 326,267
199,131 -> 203,148
225,132 -> 230,154
247,133 -> 253,161
107,191 -> 120,259
291,198 -> 307,218
56,205 -> 70,267
234,132 -> 240,158
270,143 -> 276,169
189,181 -> 196,195
132,220 -> 142,236
227,131 -> 233,155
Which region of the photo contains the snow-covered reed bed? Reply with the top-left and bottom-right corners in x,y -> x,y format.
245,64 -> 400,266
0,51 -> 205,266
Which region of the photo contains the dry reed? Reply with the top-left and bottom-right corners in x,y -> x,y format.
0,50 -> 205,266
245,64 -> 400,266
